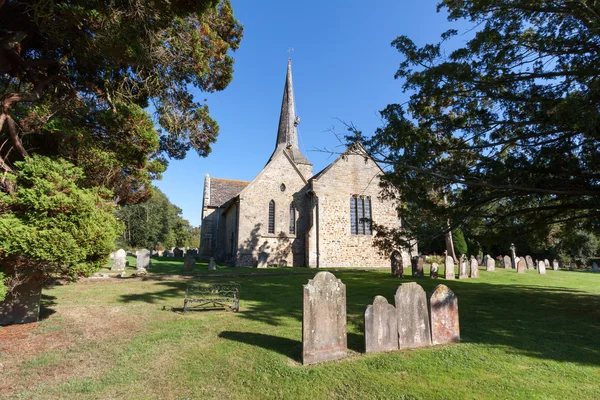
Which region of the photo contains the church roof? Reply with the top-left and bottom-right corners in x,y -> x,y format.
208,178 -> 249,207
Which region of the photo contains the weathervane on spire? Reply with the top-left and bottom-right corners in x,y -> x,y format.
287,47 -> 294,60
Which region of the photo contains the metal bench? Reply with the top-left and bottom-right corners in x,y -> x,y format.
184,282 -> 240,312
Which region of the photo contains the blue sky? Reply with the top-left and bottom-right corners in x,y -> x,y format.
154,1 -> 464,226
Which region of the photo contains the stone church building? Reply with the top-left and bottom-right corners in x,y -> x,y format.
199,61 -> 413,267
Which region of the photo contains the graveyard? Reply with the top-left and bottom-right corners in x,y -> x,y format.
1,257 -> 599,399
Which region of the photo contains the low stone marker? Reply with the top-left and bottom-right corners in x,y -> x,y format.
111,249 -> 127,271
525,255 -> 534,269
458,256 -> 469,279
517,259 -> 526,274
136,249 -> 150,275
257,252 -> 268,268
538,260 -> 546,275
429,284 -> 460,345
430,263 -> 439,279
183,256 -> 195,272
391,251 -> 403,278
470,257 -> 479,278
552,259 -> 559,271
364,296 -> 398,353
208,257 -> 217,271
486,255 -> 495,271
395,282 -> 432,349
592,262 -> 599,273
302,272 -> 347,365
444,256 -> 455,280
503,255 -> 512,269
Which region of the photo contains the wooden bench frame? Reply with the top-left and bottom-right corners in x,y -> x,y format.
184,282 -> 240,312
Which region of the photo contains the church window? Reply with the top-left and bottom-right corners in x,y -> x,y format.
280,183 -> 286,192
289,202 -> 296,234
268,200 -> 275,234
350,195 -> 372,235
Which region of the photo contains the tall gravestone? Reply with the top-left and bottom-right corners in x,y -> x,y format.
429,284 -> 460,345
444,256 -> 455,280
525,256 -> 534,269
111,249 -> 127,271
458,256 -> 469,279
302,272 -> 347,365
364,296 -> 398,353
470,257 -> 479,278
503,255 -> 512,269
136,249 -> 150,274
391,251 -> 403,278
486,255 -> 495,271
517,259 -> 526,274
552,259 -> 559,271
430,263 -> 439,279
538,260 -> 546,275
394,282 -> 432,349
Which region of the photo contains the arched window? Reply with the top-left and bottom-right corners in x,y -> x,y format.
289,202 -> 296,234
268,200 -> 275,234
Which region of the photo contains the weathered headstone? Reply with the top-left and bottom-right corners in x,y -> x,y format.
458,255 -> 469,279
111,249 -> 127,271
444,256 -> 455,280
411,256 -> 424,278
483,254 -> 488,266
208,257 -> 217,271
592,262 -> 599,273
364,296 -> 398,353
476,255 -> 482,265
136,249 -> 150,275
302,272 -> 347,365
395,282 -> 432,349
0,277 -> 43,325
257,252 -> 268,268
525,255 -> 534,269
552,259 -> 559,271
517,259 -> 526,274
544,259 -> 550,269
538,260 -> 546,275
429,284 -> 460,345
430,263 -> 439,279
503,255 -> 512,269
470,257 -> 479,278
486,255 -> 495,271
569,262 -> 576,271
391,250 -> 403,278
173,248 -> 184,258
183,256 -> 195,272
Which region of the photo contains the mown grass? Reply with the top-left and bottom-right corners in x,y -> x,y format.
1,261 -> 599,399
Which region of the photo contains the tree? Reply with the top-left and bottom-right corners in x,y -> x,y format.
0,0 -> 242,203
359,0 -> 600,251
452,228 -> 468,257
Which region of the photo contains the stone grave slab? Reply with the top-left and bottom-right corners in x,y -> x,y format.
364,296 -> 398,353
395,282 -> 432,349
429,284 -> 460,345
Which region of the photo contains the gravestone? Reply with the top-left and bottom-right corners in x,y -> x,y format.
411,256 -> 424,278
183,256 -> 195,272
544,259 -> 550,269
173,248 -> 184,258
569,262 -> 576,271
111,249 -> 127,271
208,257 -> 217,271
553,259 -> 559,271
458,256 -> 469,279
391,250 -> 403,278
136,249 -> 150,275
395,282 -> 432,349
470,257 -> 479,278
503,255 -> 512,269
257,252 -> 268,268
429,284 -> 460,345
364,296 -> 398,353
0,276 -> 43,325
538,260 -> 546,275
109,252 -> 115,260
486,255 -> 495,271
517,259 -> 526,274
476,255 -> 482,265
430,263 -> 439,279
483,254 -> 488,266
525,255 -> 534,269
302,272 -> 347,365
187,249 -> 198,256
444,256 -> 455,280
592,262 -> 599,273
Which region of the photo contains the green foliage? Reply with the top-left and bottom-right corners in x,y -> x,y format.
0,156 -> 123,283
0,272 -> 6,301
556,229 -> 599,265
452,228 -> 468,256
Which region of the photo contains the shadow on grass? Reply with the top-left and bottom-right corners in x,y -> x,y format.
39,293 -> 57,320
219,331 -> 302,362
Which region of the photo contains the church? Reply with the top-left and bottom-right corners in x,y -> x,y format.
199,61 -> 413,267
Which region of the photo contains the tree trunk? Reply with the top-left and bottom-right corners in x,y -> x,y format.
445,221 -> 458,263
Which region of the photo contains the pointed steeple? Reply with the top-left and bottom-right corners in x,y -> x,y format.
272,59 -> 311,165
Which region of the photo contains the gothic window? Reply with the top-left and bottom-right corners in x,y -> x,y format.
268,200 -> 275,234
289,202 -> 296,234
350,195 -> 372,235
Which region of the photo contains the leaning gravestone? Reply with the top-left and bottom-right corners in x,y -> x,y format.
257,252 -> 268,268
458,256 -> 469,279
517,259 -> 526,274
111,249 -> 127,271
444,256 -> 455,280
538,260 -> 546,275
503,255 -> 512,269
486,255 -> 495,271
364,296 -> 398,353
302,272 -> 347,365
430,263 -> 439,279
553,259 -> 559,271
183,256 -> 195,272
470,257 -> 479,278
525,255 -> 534,269
395,282 -> 432,349
136,249 -> 150,275
208,257 -> 217,271
391,250 -> 403,278
429,284 -> 460,345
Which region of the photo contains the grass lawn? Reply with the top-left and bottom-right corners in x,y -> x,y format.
1,259 -> 599,399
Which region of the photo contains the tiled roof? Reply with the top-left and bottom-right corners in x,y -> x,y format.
208,178 -> 249,207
